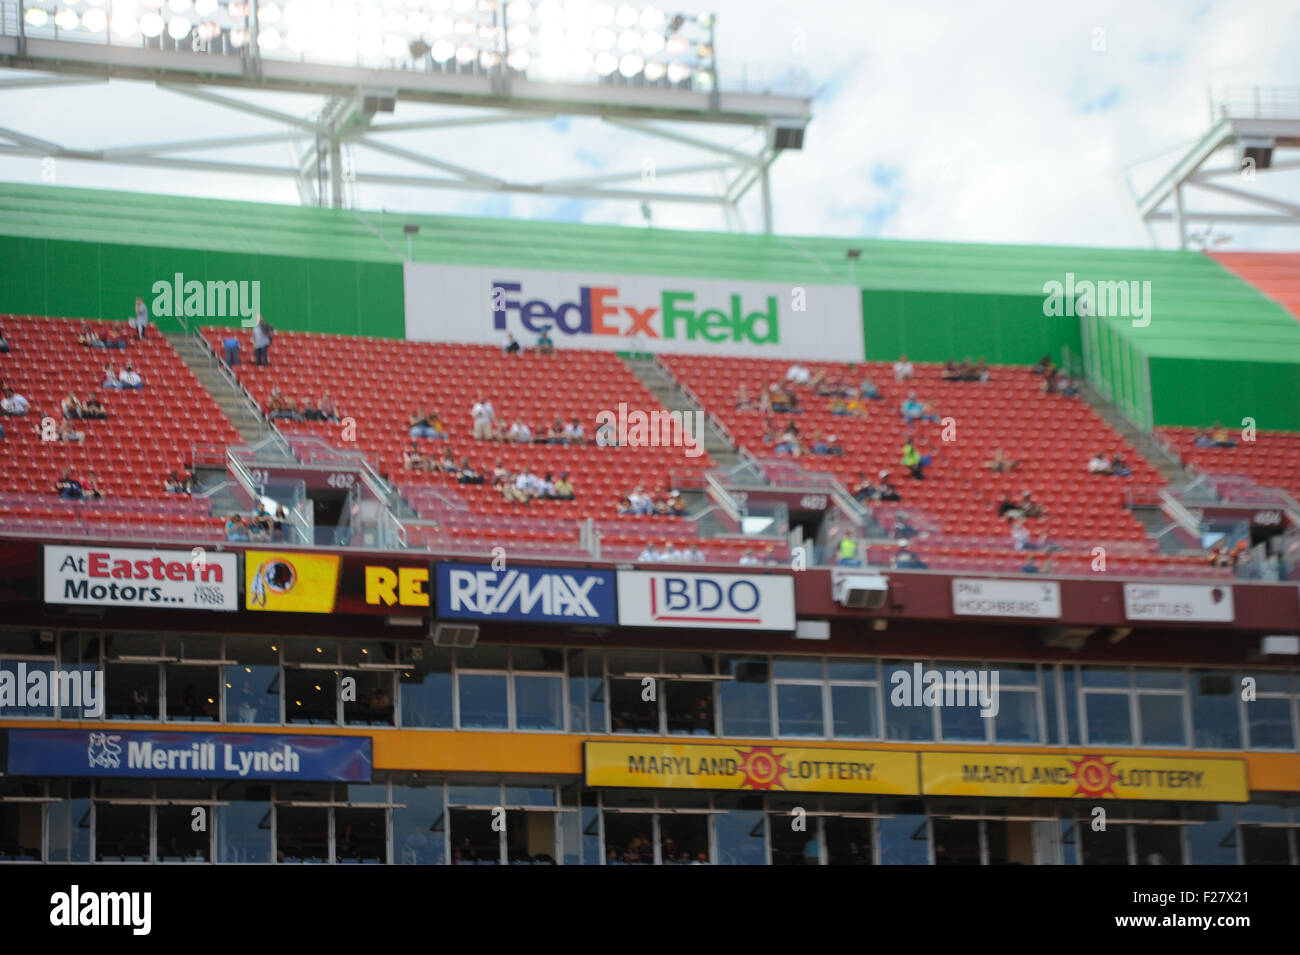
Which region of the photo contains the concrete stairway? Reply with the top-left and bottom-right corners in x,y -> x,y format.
1078,380 -> 1188,484
166,331 -> 282,451
622,355 -> 741,472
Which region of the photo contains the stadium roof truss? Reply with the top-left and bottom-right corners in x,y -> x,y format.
1130,86 -> 1300,250
0,4 -> 813,232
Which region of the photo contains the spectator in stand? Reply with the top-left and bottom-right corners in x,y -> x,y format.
317,393 -> 339,422
101,364 -> 122,389
119,362 -> 143,389
735,386 -> 755,412
78,324 -> 104,348
682,543 -> 705,562
515,467 -> 544,500
637,543 -> 660,562
739,548 -> 760,566
0,326 -> 8,353
661,540 -> 683,562
59,420 -> 85,442
893,355 -> 914,382
665,490 -> 686,515
404,443 -> 428,471
470,398 -> 495,440
2,387 -> 30,415
628,486 -> 654,516
1021,554 -> 1041,574
409,407 -> 438,439
775,425 -> 802,456
274,396 -> 301,422
248,503 -> 274,541
877,471 -> 901,501
252,315 -> 273,367
860,374 -> 882,399
564,417 -> 585,444
61,392 -> 83,419
81,393 -> 107,420
986,448 -> 1020,473
164,470 -> 190,493
490,459 -> 510,487
837,533 -> 860,567
457,459 -> 484,485
223,333 -> 240,367
1201,422 -> 1237,448
893,543 -> 928,570
997,493 -> 1020,519
893,512 -> 919,539
900,392 -> 925,425
1087,451 -> 1110,474
299,396 -> 321,421
1018,490 -> 1045,519
1057,375 -> 1080,398
82,470 -> 105,500
829,396 -> 849,416
941,359 -> 966,382
1010,519 -> 1031,551
902,440 -> 926,480
785,363 -> 812,386
508,418 -> 532,443
852,471 -> 877,504
502,333 -> 521,355
1031,354 -> 1052,375
1109,453 -> 1132,477
427,411 -> 447,439
553,473 -> 576,500
134,297 -> 149,339
536,327 -> 555,355
56,469 -> 84,500
546,418 -> 565,444
972,358 -> 990,382
225,515 -> 250,542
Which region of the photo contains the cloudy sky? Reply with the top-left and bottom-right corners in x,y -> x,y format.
4,0 -> 1299,248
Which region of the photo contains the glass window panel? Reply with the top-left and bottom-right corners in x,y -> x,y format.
505,786 -> 556,807
448,785 -> 501,807
713,795 -> 765,865
284,669 -> 337,725
164,634 -> 221,661
1063,666 -> 1081,745
1246,698 -> 1295,750
165,663 -> 221,722
831,684 -> 878,738
1041,666 -> 1060,745
1239,671 -> 1290,695
939,701 -> 986,742
878,799 -> 928,864
777,683 -> 824,737
514,675 -> 563,730
458,673 -> 509,729
46,783 -> 92,863
1138,693 -> 1186,746
0,660 -> 55,718
994,664 -> 1038,687
827,659 -> 877,682
1135,668 -> 1184,690
510,647 -> 564,672
455,646 -> 508,671
719,663 -> 770,738
283,639 -> 336,665
399,646 -> 452,729
1080,666 -> 1129,689
1185,805 -> 1238,865
663,652 -> 715,676
883,662 -> 934,742
772,657 -> 823,681
993,689 -> 1039,743
156,805 -> 210,861
104,661 -> 159,721
1083,692 -> 1132,745
341,641 -> 399,668
605,651 -> 659,677
225,663 -> 280,724
1190,670 -> 1241,749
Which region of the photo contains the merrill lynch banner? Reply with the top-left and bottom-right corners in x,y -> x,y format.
403,263 -> 864,360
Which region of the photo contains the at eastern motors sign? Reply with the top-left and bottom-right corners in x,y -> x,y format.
921,752 -> 1248,802
1123,583 -> 1235,623
44,546 -> 237,611
402,263 -> 863,361
436,563 -> 617,624
617,570 -> 796,631
951,578 -> 1061,619
585,742 -> 919,795
5,729 -> 372,781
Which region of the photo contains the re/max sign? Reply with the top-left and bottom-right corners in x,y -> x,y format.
364,565 -> 430,608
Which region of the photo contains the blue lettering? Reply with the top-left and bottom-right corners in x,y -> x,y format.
695,579 -> 723,612
728,580 -> 760,613
664,577 -> 690,611
493,282 -> 521,330
520,298 -> 554,332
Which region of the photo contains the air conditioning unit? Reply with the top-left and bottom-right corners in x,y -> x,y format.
771,121 -> 806,151
833,574 -> 889,609
431,623 -> 479,648
1261,634 -> 1299,656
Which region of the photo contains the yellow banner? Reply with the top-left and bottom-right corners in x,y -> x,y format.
584,742 -> 919,795
245,551 -> 341,614
921,752 -> 1249,802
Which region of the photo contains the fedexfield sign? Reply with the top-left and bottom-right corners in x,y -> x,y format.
403,263 -> 863,360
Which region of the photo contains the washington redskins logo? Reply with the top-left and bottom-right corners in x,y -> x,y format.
735,746 -> 790,791
1067,755 -> 1120,798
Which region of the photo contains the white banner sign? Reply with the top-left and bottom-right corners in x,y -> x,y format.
403,263 -> 863,360
45,546 -> 238,611
617,570 -> 796,631
1123,583 -> 1234,623
952,578 -> 1061,619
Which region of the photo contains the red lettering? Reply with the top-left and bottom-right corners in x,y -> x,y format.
89,553 -> 109,577
112,559 -> 131,579
201,564 -> 222,583
166,561 -> 185,581
589,286 -> 620,335
149,557 -> 167,579
624,305 -> 659,337
134,559 -> 151,579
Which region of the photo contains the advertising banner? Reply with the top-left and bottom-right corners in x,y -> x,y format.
5,729 -> 372,782
436,562 -> 618,624
403,263 -> 863,360
1123,583 -> 1235,623
920,751 -> 1248,802
951,578 -> 1061,619
44,545 -> 237,612
584,741 -> 919,795
617,570 -> 795,631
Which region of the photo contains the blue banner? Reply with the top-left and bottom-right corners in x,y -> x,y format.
436,562 -> 617,624
5,729 -> 372,781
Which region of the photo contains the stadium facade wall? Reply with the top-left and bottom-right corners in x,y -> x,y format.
0,235 -> 405,338
860,289 -> 1084,366
1148,356 -> 1300,431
